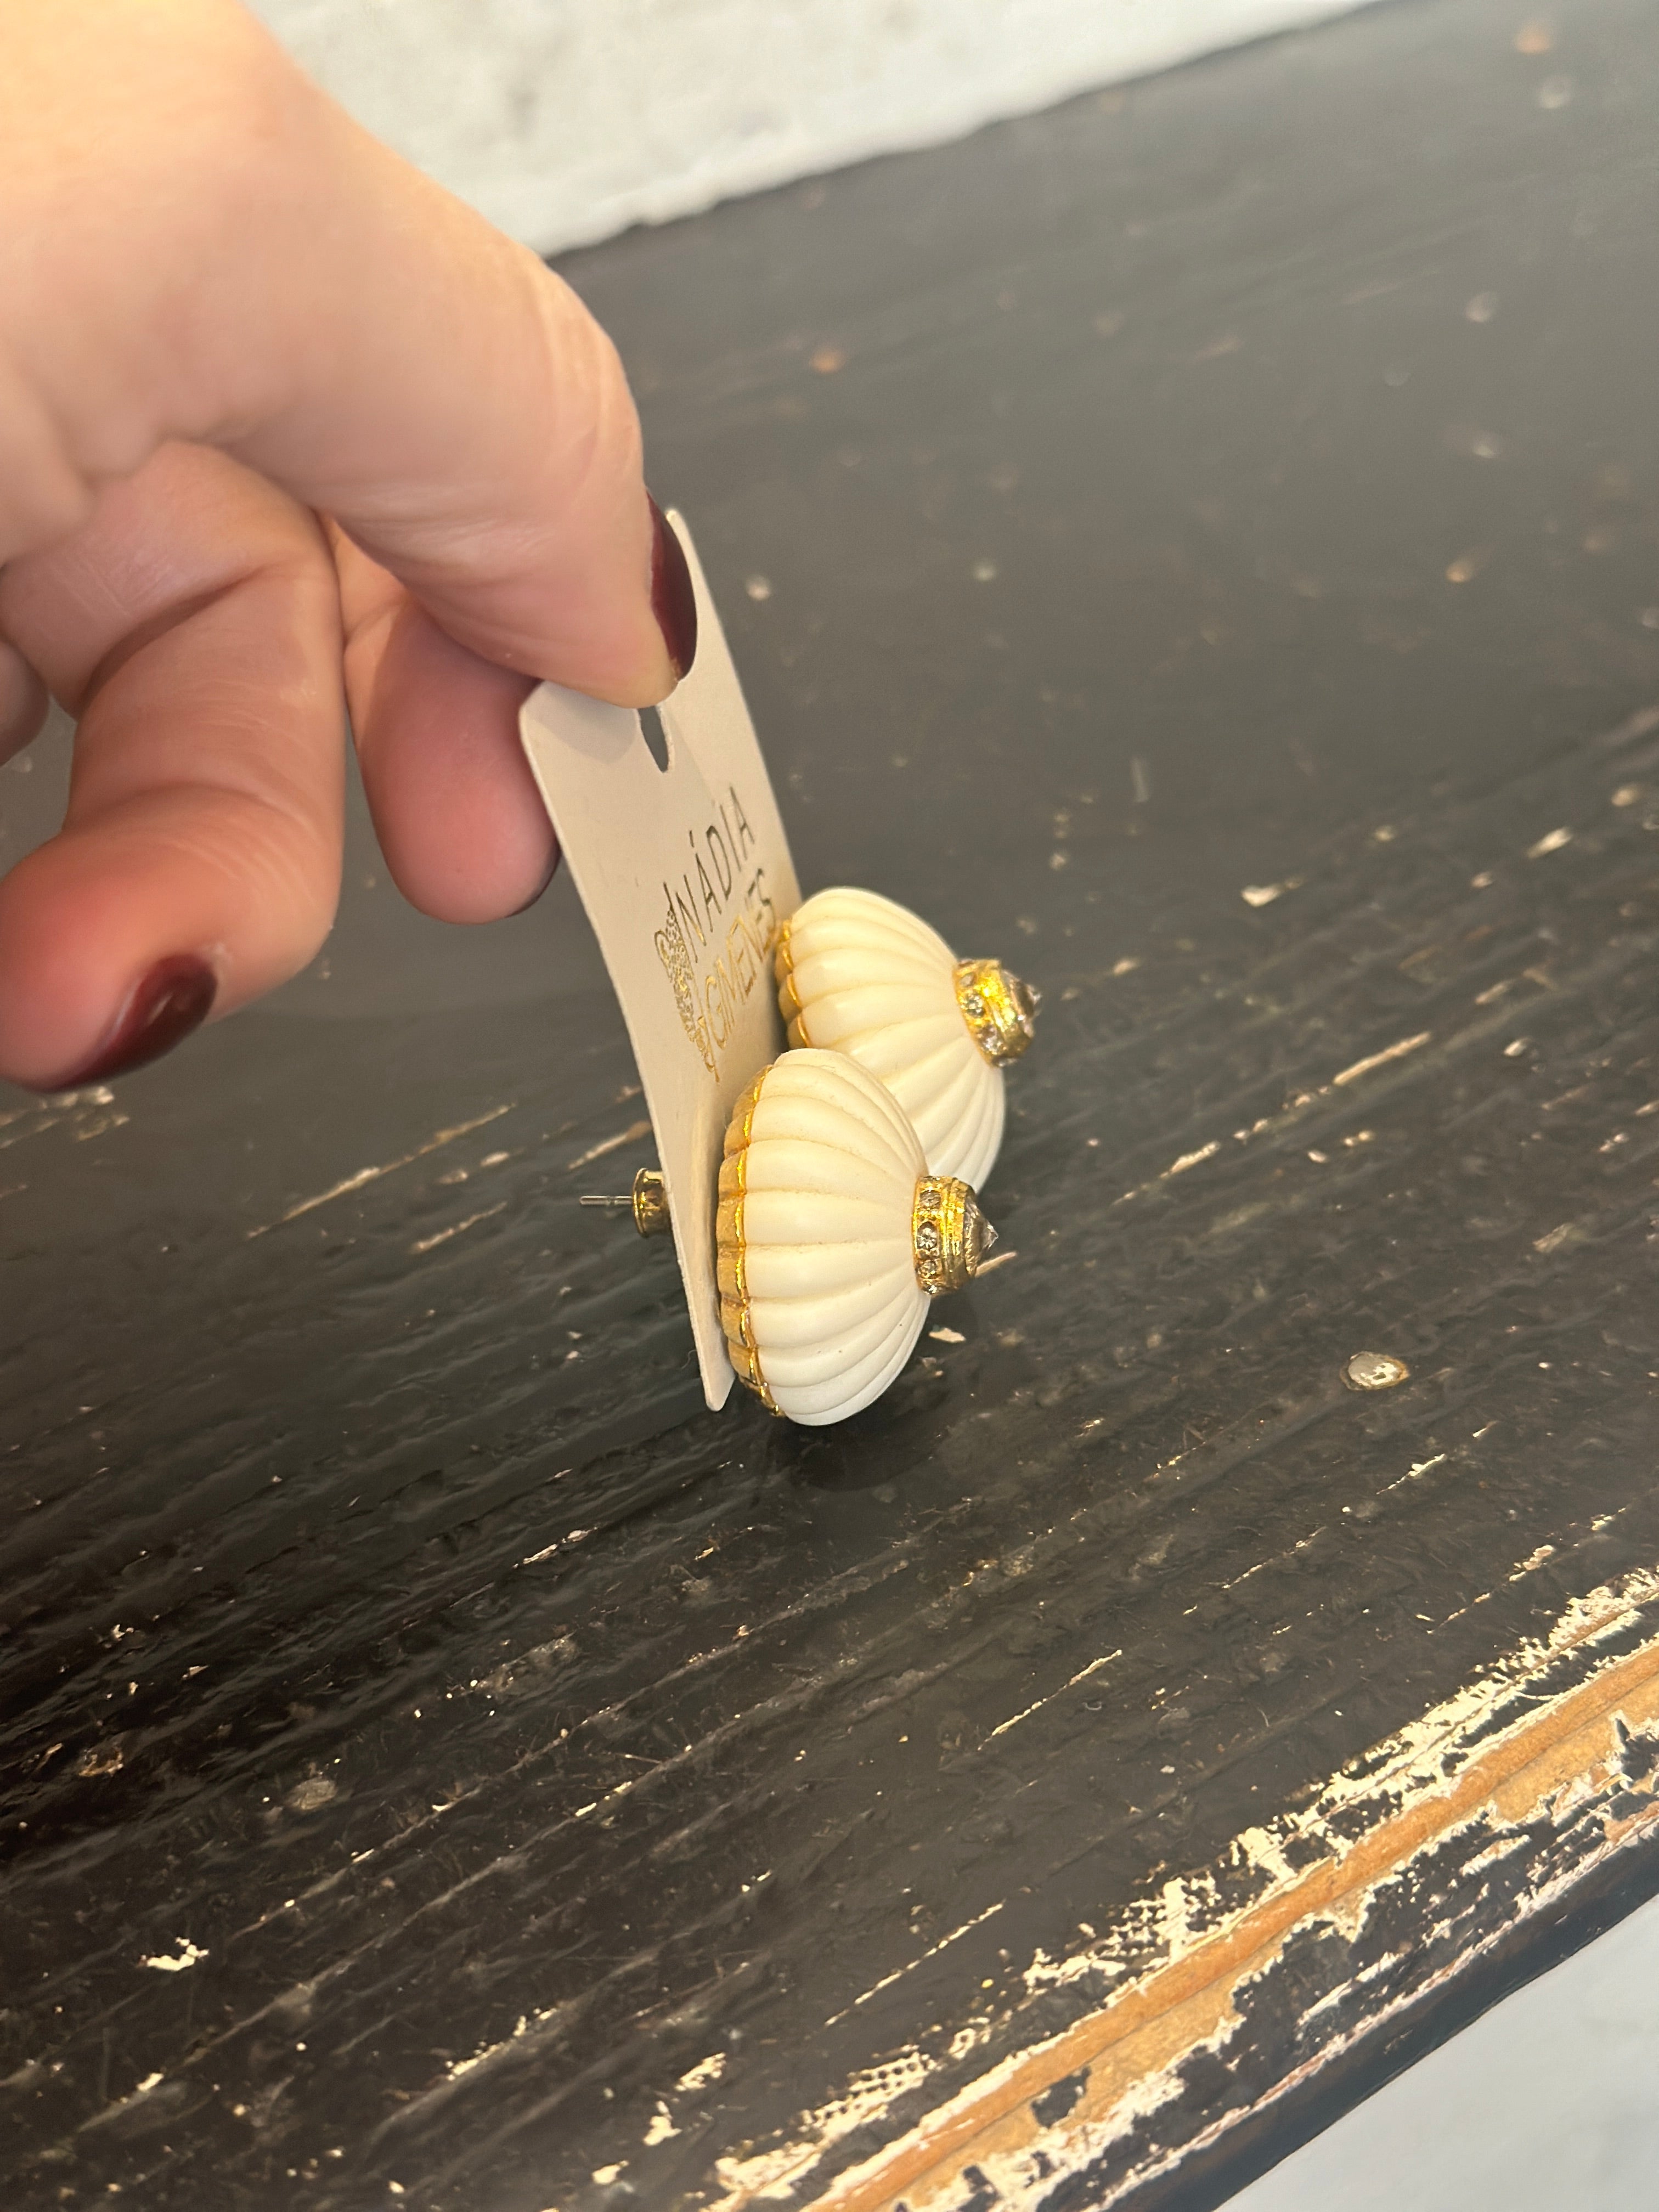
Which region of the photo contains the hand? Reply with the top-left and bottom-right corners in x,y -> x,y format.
0,0 -> 696,1092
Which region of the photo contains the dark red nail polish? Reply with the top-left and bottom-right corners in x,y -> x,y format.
61,956 -> 217,1086
649,495 -> 698,681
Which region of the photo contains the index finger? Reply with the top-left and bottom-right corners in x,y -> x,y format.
0,0 -> 695,706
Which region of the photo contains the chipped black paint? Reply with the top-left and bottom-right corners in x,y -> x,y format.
1036,1673 -> 1659,2211
5,0 -> 1659,2206
1031,2071 -> 1091,2131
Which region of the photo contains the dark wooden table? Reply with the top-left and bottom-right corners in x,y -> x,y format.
5,1 -> 1659,2205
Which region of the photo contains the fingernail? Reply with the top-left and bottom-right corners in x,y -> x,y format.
60,955 -> 217,1086
648,495 -> 698,681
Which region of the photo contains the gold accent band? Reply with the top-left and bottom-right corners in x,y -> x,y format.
773,918 -> 813,1047
716,1063 -> 782,1413
953,958 -> 1039,1065
911,1175 -> 994,1296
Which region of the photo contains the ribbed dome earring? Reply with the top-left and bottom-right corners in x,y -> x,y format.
715,1049 -> 995,1425
773,887 -> 1037,1189
583,1052 -> 997,1426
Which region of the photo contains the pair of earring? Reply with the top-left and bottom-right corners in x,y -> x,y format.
586,887 -> 1039,1426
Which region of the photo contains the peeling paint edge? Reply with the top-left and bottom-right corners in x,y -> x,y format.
812,1609 -> 1659,2212
703,1565 -> 1659,2211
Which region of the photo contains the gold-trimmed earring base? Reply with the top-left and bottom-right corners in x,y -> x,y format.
953,959 -> 1039,1065
911,1175 -> 995,1295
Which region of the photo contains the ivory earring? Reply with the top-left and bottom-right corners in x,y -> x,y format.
772,887 -> 1037,1189
715,1048 -> 994,1425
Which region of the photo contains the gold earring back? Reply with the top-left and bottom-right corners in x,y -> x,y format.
579,1166 -> 672,1238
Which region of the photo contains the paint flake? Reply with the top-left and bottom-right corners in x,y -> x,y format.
1331,1032 -> 1431,1088
140,1938 -> 207,1973
1164,1141 -> 1220,1178
733,1564 -> 1659,2212
565,1119 -> 653,1173
247,1105 -> 513,1237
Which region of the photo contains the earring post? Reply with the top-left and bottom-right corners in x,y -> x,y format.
578,1167 -> 670,1237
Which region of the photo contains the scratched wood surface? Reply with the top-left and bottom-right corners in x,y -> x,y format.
5,1 -> 1659,2207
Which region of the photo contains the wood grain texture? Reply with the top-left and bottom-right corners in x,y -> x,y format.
5,1 -> 1659,2207
777,1575 -> 1659,2209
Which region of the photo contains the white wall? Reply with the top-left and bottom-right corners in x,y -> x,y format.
251,0 -> 1369,255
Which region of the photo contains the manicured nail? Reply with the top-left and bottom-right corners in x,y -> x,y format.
61,955 -> 217,1086
649,495 -> 698,681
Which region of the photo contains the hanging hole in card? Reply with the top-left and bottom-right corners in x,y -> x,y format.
639,704 -> 672,774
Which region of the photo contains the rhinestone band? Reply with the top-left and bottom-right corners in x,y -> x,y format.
953,959 -> 1039,1065
911,1175 -> 993,1296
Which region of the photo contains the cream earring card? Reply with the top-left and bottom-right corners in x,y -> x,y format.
518,513 -> 800,1410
